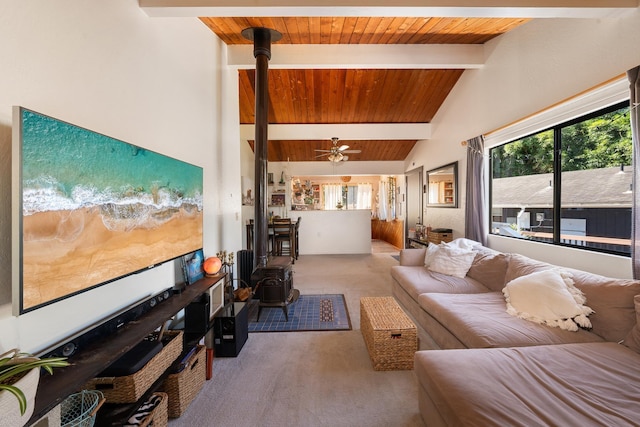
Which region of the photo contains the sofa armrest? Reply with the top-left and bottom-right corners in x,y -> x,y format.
399,248 -> 426,266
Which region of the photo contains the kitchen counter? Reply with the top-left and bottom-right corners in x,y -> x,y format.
289,209 -> 372,254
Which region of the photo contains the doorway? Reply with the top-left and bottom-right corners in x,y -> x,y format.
405,167 -> 423,248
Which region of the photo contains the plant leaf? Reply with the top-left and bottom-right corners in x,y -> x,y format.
0,383 -> 28,415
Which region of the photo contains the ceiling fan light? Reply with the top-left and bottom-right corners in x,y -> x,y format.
328,152 -> 343,163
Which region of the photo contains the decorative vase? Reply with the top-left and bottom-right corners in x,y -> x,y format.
0,367 -> 40,427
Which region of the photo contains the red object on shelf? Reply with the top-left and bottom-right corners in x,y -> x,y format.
206,348 -> 214,380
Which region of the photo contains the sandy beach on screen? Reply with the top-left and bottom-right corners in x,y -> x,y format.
21,206 -> 202,310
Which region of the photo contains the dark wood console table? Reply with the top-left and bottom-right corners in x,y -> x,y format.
407,237 -> 429,249
29,273 -> 226,425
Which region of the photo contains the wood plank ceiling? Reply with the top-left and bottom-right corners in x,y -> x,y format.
200,17 -> 529,161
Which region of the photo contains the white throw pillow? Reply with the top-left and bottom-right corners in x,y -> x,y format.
428,245 -> 476,278
502,269 -> 594,331
424,243 -> 442,267
448,238 -> 481,251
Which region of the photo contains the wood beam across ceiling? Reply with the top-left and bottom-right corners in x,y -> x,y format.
139,1 -> 638,19
240,123 -> 430,141
227,44 -> 485,70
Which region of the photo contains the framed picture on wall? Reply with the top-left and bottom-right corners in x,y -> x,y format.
182,249 -> 204,285
270,193 -> 286,206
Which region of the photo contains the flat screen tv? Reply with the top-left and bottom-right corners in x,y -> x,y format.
12,107 -> 203,315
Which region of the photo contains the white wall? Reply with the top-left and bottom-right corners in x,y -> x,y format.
406,11 -> 640,278
0,0 -> 225,353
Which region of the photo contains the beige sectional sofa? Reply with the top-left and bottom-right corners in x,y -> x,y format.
391,241 -> 640,426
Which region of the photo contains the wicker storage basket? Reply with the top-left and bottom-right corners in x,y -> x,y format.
138,392 -> 168,427
161,345 -> 206,418
360,297 -> 417,371
84,330 -> 183,403
427,230 -> 453,245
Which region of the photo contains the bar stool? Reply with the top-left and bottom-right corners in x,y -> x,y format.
272,219 -> 294,262
294,217 -> 301,260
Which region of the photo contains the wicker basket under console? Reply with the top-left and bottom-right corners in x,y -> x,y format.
85,330 -> 183,403
160,344 -> 206,418
360,297 -> 417,371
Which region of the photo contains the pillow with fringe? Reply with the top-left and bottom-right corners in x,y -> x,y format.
502,269 -> 593,331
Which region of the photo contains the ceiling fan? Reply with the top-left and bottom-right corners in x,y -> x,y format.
315,137 -> 362,163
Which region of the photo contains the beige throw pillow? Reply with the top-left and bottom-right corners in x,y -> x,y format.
503,269 -> 594,331
467,250 -> 510,291
428,244 -> 476,278
622,295 -> 640,353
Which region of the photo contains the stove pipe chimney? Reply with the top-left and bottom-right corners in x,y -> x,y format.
242,27 -> 282,269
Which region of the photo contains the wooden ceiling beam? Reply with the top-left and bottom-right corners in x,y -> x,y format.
239,123 -> 431,141
227,43 -> 485,69
140,1 -> 637,19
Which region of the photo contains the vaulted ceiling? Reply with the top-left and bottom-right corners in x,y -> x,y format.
199,17 -> 528,161
139,1 -> 638,162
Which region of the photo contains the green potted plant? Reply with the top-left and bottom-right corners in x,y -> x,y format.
0,349 -> 69,426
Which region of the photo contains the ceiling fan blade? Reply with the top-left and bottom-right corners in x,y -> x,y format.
314,149 -> 332,152
337,145 -> 350,151
343,149 -> 361,154
315,152 -> 331,158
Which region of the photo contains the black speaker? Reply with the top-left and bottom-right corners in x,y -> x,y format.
213,302 -> 248,357
40,288 -> 173,359
184,293 -> 211,335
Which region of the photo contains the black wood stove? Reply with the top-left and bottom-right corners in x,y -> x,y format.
250,256 -> 298,321
243,27 -> 299,320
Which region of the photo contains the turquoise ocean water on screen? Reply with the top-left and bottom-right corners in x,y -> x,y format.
20,108 -> 203,229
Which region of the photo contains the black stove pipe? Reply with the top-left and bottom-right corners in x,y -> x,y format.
242,27 -> 282,269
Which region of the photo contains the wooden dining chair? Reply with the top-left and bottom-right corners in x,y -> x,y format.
272,219 -> 294,262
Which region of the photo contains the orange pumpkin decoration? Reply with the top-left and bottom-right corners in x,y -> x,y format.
203,257 -> 222,275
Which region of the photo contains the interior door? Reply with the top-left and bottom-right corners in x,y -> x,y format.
405,167 -> 423,247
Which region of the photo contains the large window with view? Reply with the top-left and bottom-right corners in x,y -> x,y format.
490,101 -> 632,255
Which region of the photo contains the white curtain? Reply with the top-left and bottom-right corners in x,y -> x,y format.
323,184 -> 342,210
357,183 -> 372,210
378,180 -> 389,220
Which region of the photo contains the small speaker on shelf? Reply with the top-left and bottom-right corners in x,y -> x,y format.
184,293 -> 211,335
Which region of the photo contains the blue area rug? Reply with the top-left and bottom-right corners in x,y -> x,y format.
248,294 -> 352,332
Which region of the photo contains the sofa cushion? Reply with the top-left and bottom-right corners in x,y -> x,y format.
414,342 -> 640,427
466,248 -> 510,291
503,270 -> 593,331
399,248 -> 426,266
505,253 -> 640,343
417,292 -> 603,348
428,244 -> 476,278
623,295 -> 640,353
390,266 -> 489,302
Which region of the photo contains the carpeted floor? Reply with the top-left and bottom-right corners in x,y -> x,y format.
169,242 -> 426,427
247,294 -> 351,332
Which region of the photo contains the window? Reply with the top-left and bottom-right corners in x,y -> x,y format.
490,101 -> 632,255
323,183 -> 372,210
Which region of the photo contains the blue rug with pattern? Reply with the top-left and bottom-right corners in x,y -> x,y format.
247,294 -> 351,332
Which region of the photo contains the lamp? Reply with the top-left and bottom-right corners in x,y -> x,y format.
328,152 -> 344,163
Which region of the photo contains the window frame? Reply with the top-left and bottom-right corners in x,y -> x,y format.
489,100 -> 632,256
